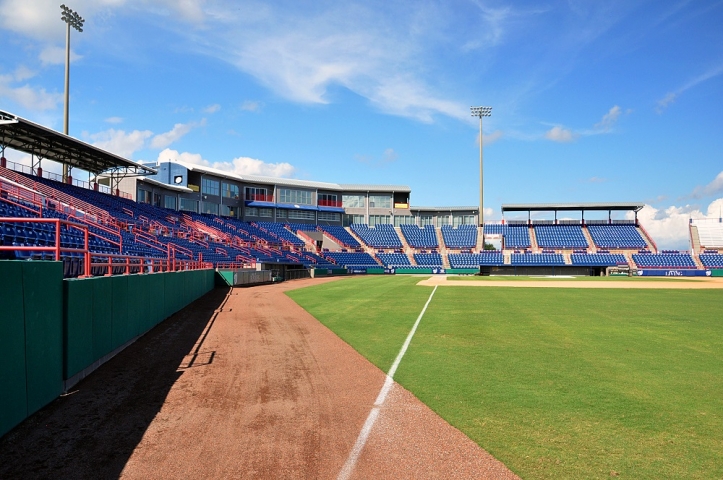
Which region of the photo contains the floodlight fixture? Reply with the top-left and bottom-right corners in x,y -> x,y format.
470,106 -> 492,117
470,105 -> 492,229
60,4 -> 84,182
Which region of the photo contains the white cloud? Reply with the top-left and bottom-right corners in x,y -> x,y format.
105,116 -> 123,124
240,100 -> 262,112
691,171 -> 723,199
89,128 -> 153,158
203,103 -> 221,114
382,148 -> 397,164
628,198 -> 723,250
0,82 -> 63,111
656,92 -> 676,114
150,120 -> 203,149
220,156 -> 295,177
544,126 -> 577,143
594,105 -> 622,131
477,130 -> 503,146
158,148 -> 296,178
656,63 -> 723,114
39,45 -> 82,66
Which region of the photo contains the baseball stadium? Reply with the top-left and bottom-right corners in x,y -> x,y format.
1,106 -> 723,479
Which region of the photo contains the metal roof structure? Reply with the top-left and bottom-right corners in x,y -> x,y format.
168,160 -> 411,192
0,110 -> 156,176
410,206 -> 479,212
502,202 -> 645,213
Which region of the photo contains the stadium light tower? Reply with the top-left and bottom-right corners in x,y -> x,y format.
60,4 -> 84,182
470,106 -> 492,229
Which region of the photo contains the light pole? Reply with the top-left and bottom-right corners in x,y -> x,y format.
60,4 -> 84,183
470,106 -> 492,231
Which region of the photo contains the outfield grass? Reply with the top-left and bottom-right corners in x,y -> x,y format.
287,276 -> 723,479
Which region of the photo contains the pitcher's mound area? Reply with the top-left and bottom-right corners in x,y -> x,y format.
0,278 -> 517,479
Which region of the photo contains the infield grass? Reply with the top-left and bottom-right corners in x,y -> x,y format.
287,276 -> 723,479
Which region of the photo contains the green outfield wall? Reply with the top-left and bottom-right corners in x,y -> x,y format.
1,261 -> 215,438
712,269 -> 723,277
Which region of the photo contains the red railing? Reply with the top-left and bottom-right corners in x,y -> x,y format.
1,159 -> 133,201
318,199 -> 342,208
245,193 -> 274,202
0,217 -> 91,276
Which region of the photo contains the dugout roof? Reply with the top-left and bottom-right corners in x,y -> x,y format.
0,110 -> 156,176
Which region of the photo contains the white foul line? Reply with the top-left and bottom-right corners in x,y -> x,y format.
337,285 -> 438,480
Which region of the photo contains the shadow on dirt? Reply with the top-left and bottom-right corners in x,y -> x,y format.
0,286 -> 232,479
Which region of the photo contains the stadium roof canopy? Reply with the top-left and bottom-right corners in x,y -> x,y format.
0,109 -> 156,176
502,202 -> 645,213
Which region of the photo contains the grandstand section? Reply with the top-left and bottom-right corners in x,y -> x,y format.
571,253 -> 628,266
511,253 -> 565,265
377,252 -> 411,267
400,224 -> 438,248
448,252 -> 504,268
350,224 -> 403,249
587,224 -> 647,249
632,252 -> 697,269
414,252 -> 444,266
441,225 -> 477,249
534,225 -> 588,249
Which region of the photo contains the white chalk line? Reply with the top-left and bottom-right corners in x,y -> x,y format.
337,285 -> 438,480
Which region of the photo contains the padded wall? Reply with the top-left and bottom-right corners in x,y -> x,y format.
0,261 -> 63,438
0,262 -> 29,438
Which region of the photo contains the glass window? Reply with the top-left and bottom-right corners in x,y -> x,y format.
221,205 -> 236,217
202,201 -> 219,215
279,188 -> 313,205
453,214 -> 475,226
394,215 -> 415,226
259,208 -> 273,218
137,189 -> 151,204
245,207 -> 258,217
202,178 -> 220,196
369,215 -> 390,226
288,210 -> 315,220
419,215 -> 434,226
318,193 -> 338,206
245,187 -> 268,201
318,212 -> 340,221
369,195 -> 391,209
343,214 -> 365,226
179,197 -> 197,212
222,183 -> 240,199
164,195 -> 177,210
342,195 -> 365,208
153,193 -> 162,207
276,209 -> 287,218
437,215 -> 451,227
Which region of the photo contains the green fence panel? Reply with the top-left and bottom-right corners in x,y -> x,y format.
126,274 -> 145,339
138,274 -> 153,332
163,272 -> 173,319
395,268 -> 433,274
206,269 -> 215,293
91,277 -> 113,360
150,273 -> 164,326
63,279 -> 94,379
111,275 -> 130,349
712,269 -> 723,277
22,261 -> 63,416
447,268 -> 479,274
0,262 -> 28,438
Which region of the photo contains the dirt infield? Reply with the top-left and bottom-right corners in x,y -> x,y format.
0,278 -> 517,479
418,275 -> 723,289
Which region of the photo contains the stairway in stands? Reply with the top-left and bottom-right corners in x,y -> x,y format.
581,225 -> 597,253
475,227 -> 484,252
529,226 -> 539,252
435,227 -> 450,268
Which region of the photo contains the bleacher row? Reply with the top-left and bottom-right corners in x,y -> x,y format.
2,170 -> 722,274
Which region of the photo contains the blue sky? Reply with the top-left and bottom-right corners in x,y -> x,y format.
1,0 -> 722,248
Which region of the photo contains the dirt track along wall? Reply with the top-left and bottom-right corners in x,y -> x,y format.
0,262 -> 216,438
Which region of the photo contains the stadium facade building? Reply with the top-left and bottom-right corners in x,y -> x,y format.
107,160 -> 480,228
